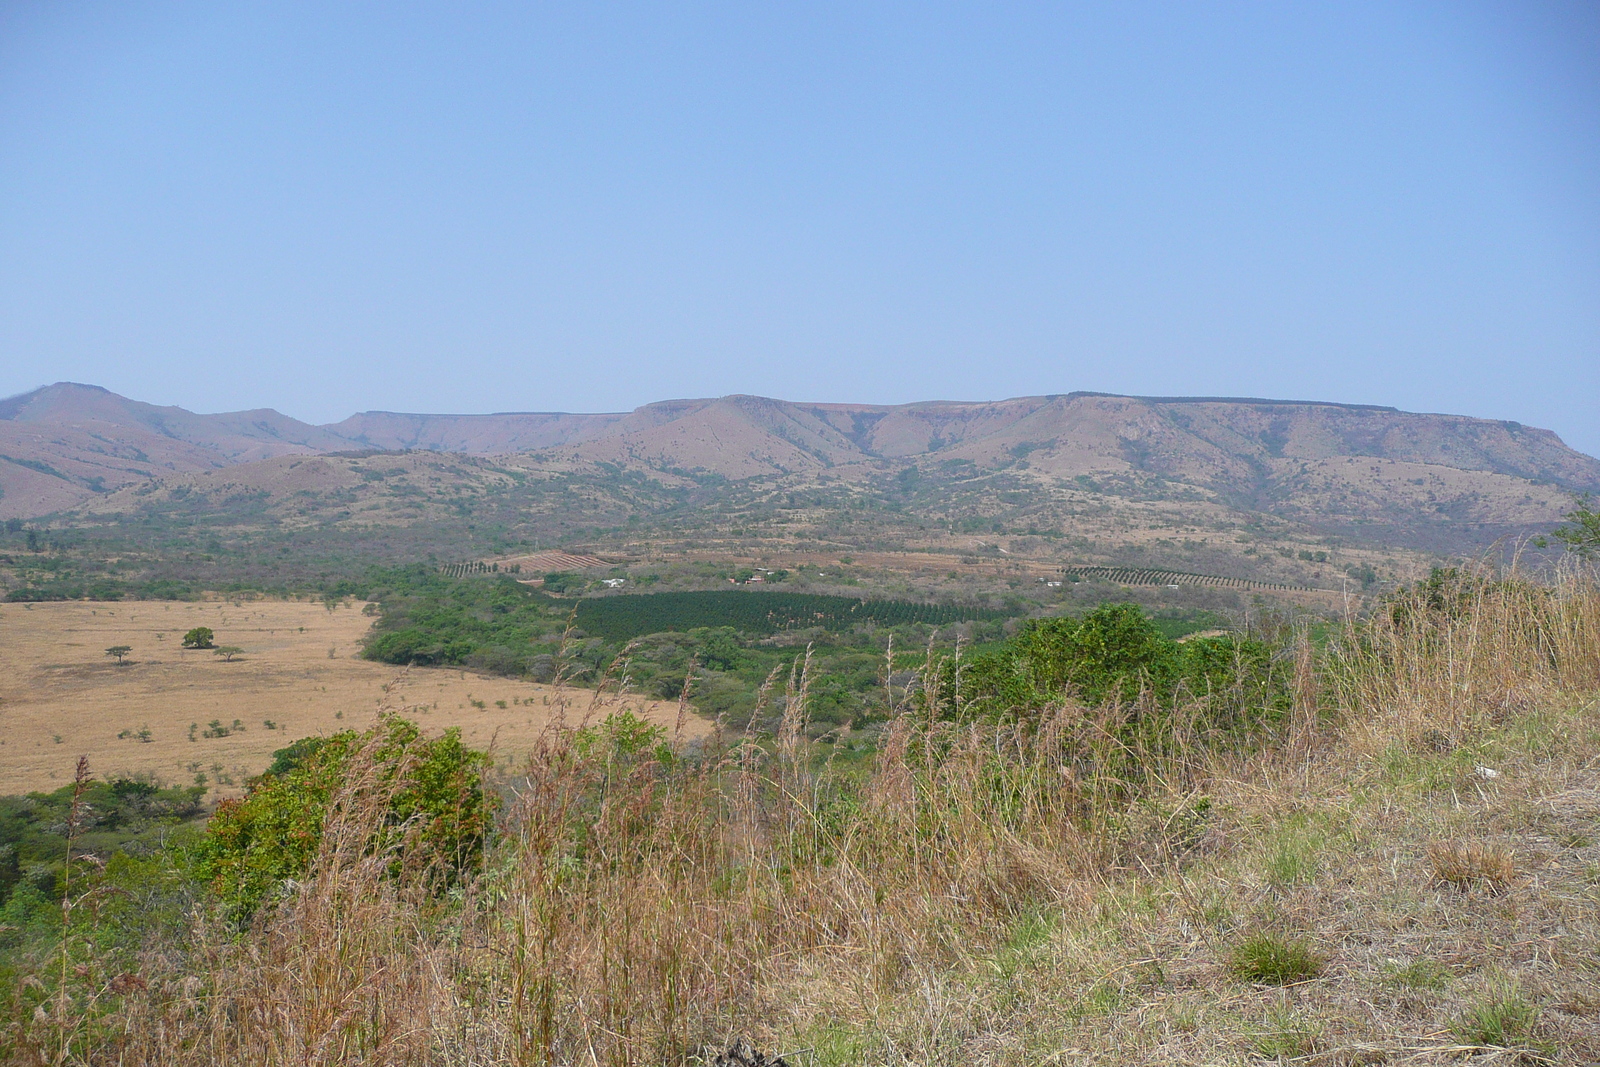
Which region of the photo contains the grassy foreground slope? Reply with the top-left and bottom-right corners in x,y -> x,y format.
6,567 -> 1600,1064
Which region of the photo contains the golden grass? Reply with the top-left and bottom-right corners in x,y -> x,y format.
0,599 -> 698,797
10,563 -> 1600,1064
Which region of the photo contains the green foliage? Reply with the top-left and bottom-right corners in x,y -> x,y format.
1227,933 -> 1323,984
195,717 -> 493,919
573,589 -> 1008,644
213,645 -> 244,661
0,779 -> 205,917
963,602 -> 1288,724
1545,494 -> 1600,559
573,711 -> 673,768
541,570 -> 587,593
357,568 -> 566,674
180,626 -> 215,649
104,645 -> 131,664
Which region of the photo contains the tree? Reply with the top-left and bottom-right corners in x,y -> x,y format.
213,645 -> 244,662
105,645 -> 132,665
181,627 -> 215,650
1545,494 -> 1600,559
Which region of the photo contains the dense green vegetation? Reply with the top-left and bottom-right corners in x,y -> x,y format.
340,567 -> 1237,728
344,566 -> 569,675
197,718 -> 492,919
0,777 -> 205,949
961,602 -> 1290,734
572,589 -> 1010,643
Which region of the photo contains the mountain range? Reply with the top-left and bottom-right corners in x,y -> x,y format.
2,382 -> 1596,564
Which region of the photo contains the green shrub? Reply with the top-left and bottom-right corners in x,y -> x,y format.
1227,933 -> 1323,984
0,778 -> 204,912
195,717 -> 492,919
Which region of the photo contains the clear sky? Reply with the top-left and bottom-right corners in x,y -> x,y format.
1,2 -> 1596,454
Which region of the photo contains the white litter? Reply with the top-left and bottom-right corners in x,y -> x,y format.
1474,766 -> 1501,780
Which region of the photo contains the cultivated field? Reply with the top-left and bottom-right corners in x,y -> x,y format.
0,599 -> 699,797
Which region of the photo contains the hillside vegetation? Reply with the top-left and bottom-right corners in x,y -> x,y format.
6,386 -> 1598,601
4,563 -> 1599,1064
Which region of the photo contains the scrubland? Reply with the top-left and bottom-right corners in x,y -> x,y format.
6,565 -> 1600,1065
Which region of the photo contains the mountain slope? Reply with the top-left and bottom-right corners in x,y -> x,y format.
0,384 -> 352,518
2,384 -> 1596,563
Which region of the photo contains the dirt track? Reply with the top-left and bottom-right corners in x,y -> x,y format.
0,599 -> 700,797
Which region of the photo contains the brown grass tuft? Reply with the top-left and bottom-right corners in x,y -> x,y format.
1428,839 -> 1517,892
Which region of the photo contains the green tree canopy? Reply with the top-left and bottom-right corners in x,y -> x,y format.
1548,495 -> 1600,559
181,626 -> 215,649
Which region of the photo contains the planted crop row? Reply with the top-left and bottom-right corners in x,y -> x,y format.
1061,566 -> 1316,592
573,590 -> 1011,643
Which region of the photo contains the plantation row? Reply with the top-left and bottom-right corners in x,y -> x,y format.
1061,565 -> 1316,592
573,589 -> 1011,643
437,560 -> 515,578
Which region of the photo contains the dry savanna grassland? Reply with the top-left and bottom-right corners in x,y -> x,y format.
9,564 -> 1600,1065
0,599 -> 696,797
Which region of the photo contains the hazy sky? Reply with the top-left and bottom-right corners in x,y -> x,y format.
2,2 -> 1596,454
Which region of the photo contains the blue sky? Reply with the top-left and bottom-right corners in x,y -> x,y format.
1,2 -> 1596,455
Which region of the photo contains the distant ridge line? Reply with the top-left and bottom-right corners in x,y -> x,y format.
1065,391 -> 1401,412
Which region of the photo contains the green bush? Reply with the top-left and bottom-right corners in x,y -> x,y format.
573,711 -> 673,769
195,717 -> 493,919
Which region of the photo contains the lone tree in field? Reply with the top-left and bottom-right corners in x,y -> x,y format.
213,645 -> 244,662
181,626 -> 215,650
105,645 -> 131,665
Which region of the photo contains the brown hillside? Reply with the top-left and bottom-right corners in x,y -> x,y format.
4,383 -> 1596,561
0,384 -> 347,519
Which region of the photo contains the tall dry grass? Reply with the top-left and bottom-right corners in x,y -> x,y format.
1321,561 -> 1600,755
12,562 -> 1600,1066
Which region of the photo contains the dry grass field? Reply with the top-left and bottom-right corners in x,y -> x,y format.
0,599 -> 699,798
5,567 -> 1600,1064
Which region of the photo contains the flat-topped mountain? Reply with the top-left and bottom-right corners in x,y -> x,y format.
2,383 -> 1596,561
